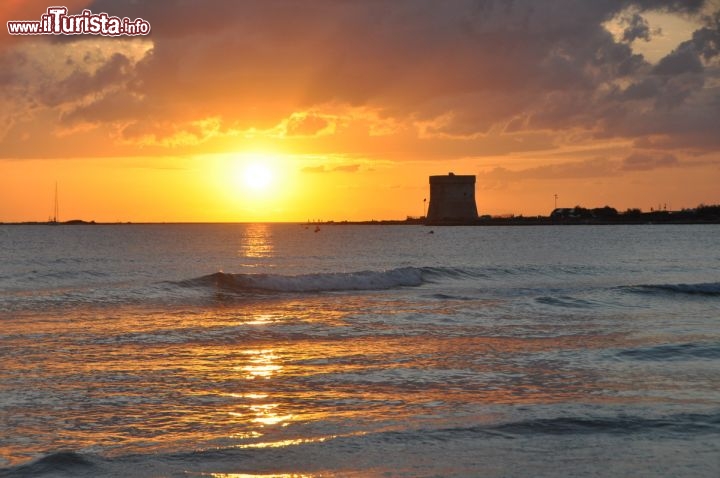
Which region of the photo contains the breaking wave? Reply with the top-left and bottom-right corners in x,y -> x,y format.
186,266 -> 430,293
178,265 -> 503,295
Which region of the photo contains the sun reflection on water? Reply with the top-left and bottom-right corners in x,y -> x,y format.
225,393 -> 269,400
208,474 -> 315,478
237,223 -> 274,262
238,349 -> 282,380
249,403 -> 293,426
227,349 -> 295,428
244,313 -> 279,325
1,290 -> 653,469
236,436 -> 332,449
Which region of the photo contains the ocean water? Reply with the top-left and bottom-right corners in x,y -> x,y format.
1,223 -> 719,477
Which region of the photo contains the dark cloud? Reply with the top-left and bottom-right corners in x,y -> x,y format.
653,42 -> 704,75
480,150 -> 707,185
602,74 -> 718,149
692,9 -> 720,60
631,0 -> 706,13
621,151 -> 679,170
61,90 -> 147,124
39,53 -> 133,107
622,12 -> 653,43
618,78 -> 661,100
480,158 -> 619,183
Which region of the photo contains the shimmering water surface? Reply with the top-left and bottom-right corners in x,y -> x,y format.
1,224 -> 719,477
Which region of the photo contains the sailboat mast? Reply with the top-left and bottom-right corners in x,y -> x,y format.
54,182 -> 59,223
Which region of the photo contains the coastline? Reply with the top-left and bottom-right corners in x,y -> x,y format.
3,218 -> 720,226
2,206 -> 720,226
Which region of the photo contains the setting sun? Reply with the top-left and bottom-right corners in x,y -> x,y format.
242,162 -> 274,192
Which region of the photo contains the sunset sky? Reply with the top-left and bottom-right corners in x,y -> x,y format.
2,0 -> 719,222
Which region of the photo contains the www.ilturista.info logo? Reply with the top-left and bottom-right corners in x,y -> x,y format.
7,6 -> 151,36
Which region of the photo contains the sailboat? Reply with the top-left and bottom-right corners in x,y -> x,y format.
49,182 -> 59,224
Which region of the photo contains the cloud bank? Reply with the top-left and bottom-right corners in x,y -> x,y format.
1,0 -> 719,164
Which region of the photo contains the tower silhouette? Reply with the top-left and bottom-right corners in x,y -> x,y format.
426,173 -> 478,224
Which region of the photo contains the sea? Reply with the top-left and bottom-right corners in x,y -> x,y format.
0,223 -> 718,477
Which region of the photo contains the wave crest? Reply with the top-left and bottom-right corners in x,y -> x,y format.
191,266 -> 427,293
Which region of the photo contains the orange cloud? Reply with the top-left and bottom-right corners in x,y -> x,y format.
2,2 -> 719,173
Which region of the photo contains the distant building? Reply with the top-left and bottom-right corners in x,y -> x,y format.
550,208 -> 576,220
426,173 -> 478,224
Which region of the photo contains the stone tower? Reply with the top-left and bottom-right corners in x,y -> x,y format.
426,173 -> 478,224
